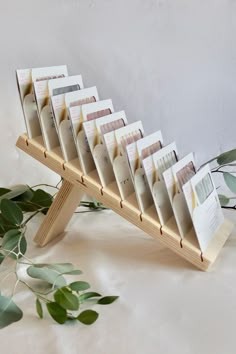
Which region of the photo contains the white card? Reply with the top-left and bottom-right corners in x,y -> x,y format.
112,121 -> 144,200
83,111 -> 127,187
39,75 -> 83,153
163,153 -> 196,238
49,75 -> 84,128
78,99 -> 114,174
66,87 -> 99,154
126,131 -> 163,213
183,164 -> 224,253
32,66 -> 68,113
16,68 -> 41,138
102,112 -> 128,165
48,76 -> 84,159
151,142 -> 178,225
32,66 -> 69,149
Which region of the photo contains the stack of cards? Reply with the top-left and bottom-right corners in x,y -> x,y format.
17,65 -> 68,139
163,153 -> 196,238
16,64 -> 226,255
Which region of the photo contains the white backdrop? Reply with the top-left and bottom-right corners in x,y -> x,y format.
0,0 -> 236,186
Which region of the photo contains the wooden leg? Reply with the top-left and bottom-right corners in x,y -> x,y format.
34,179 -> 84,247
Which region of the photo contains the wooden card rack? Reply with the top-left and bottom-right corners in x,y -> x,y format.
16,133 -> 234,271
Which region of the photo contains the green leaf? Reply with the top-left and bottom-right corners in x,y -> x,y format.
223,173 -> 236,194
0,188 -> 11,197
27,266 -> 66,288
77,310 -> 99,325
32,263 -> 79,274
0,186 -> 29,203
97,296 -> 119,305
79,292 -> 101,303
12,188 -> 34,202
31,189 -> 53,208
218,194 -> 230,206
54,287 -> 79,311
46,302 -> 67,324
217,149 -> 236,165
0,214 -> 18,231
0,253 -> 5,264
0,199 -> 23,225
36,298 -> 43,319
69,281 -> 90,292
16,201 -> 38,213
0,295 -> 23,328
2,230 -> 27,258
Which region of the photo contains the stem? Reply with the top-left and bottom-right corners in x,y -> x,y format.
31,183 -> 60,191
56,178 -> 63,189
22,209 -> 44,226
19,253 -> 34,265
221,205 -> 236,210
74,210 -> 106,214
12,279 -> 20,296
19,280 -> 50,303
212,170 -> 236,174
200,156 -> 217,169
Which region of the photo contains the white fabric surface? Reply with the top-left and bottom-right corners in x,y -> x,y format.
1,207 -> 236,354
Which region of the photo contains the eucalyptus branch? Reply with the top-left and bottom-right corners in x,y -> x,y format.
0,182 -> 118,329
31,183 -> 60,191
21,209 -> 45,226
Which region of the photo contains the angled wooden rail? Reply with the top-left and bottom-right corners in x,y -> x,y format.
16,133 -> 234,271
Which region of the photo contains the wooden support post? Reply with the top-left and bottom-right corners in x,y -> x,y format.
34,179 -> 84,247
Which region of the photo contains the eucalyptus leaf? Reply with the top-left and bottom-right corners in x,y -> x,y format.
12,188 -> 34,202
54,287 -> 79,311
0,186 -> 29,203
0,188 -> 11,197
36,298 -> 43,319
69,281 -> 90,292
27,266 -> 66,288
2,229 -> 27,258
0,253 -> 5,264
32,263 -> 76,274
16,201 -> 38,213
217,149 -> 236,165
79,292 -> 101,303
0,295 -> 23,328
77,310 -> 99,325
0,199 -> 23,225
97,296 -> 119,305
31,189 -> 53,208
0,215 -> 18,236
218,194 -> 230,206
46,302 -> 67,324
223,173 -> 236,194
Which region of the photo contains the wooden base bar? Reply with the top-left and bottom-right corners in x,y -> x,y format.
16,133 -> 234,271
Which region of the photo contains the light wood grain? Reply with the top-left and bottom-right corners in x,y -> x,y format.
16,133 -> 234,270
